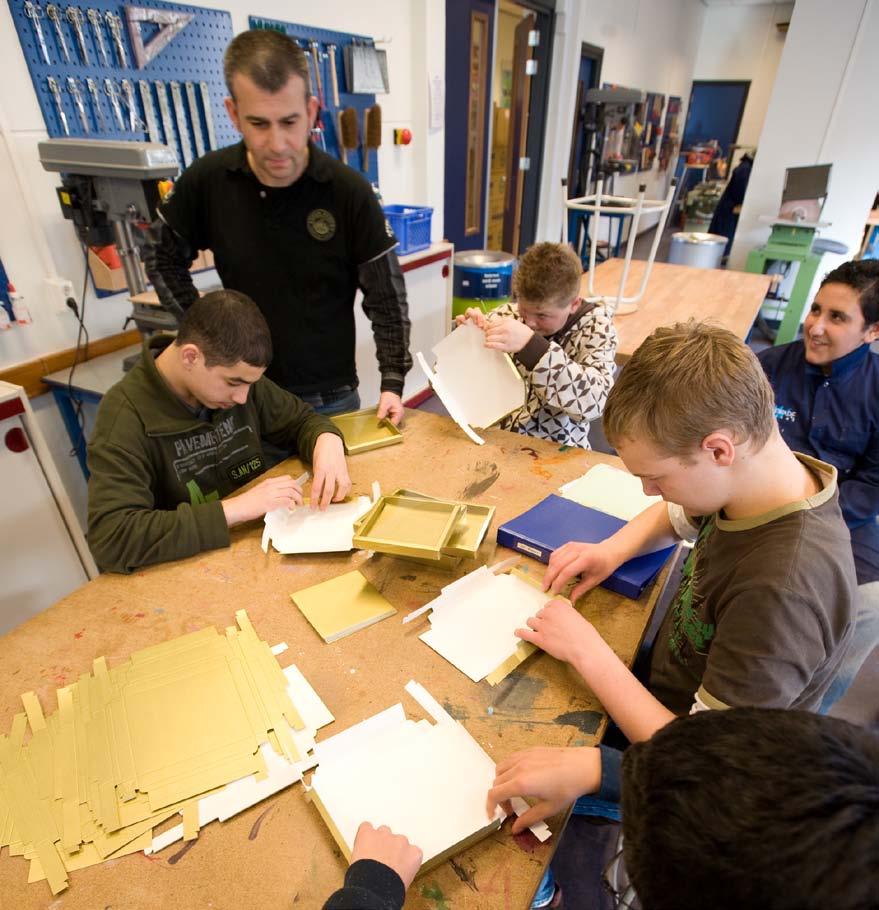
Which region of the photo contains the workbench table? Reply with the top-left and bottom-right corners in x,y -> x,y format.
583,258 -> 771,362
0,410 -> 669,909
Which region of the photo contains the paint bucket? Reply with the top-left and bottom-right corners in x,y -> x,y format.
452,250 -> 516,318
667,232 -> 726,269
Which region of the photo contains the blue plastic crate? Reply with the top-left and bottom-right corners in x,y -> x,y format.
384,205 -> 433,255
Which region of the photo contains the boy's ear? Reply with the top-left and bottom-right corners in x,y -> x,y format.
865,321 -> 879,343
701,431 -> 736,467
179,343 -> 202,370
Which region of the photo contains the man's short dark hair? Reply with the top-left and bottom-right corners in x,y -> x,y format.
621,708 -> 879,910
175,290 -> 273,368
820,259 -> 879,326
223,29 -> 311,98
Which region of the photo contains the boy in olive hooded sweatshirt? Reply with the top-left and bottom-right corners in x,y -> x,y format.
87,289 -> 349,573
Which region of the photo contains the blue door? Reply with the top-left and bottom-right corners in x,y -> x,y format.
682,81 -> 750,158
444,0 -> 495,251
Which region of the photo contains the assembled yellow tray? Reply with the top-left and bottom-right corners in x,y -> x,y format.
354,489 -> 495,559
352,495 -> 464,560
330,409 -> 403,455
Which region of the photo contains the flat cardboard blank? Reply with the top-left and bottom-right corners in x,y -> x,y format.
418,566 -> 553,684
292,571 -> 397,643
262,495 -> 374,554
308,681 -> 507,870
416,322 -> 526,444
558,463 -> 660,520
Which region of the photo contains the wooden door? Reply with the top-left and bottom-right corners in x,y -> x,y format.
502,13 -> 536,255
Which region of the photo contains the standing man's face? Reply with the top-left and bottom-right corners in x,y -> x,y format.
225,72 -> 318,187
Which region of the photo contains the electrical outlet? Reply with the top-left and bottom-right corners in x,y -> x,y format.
44,277 -> 76,314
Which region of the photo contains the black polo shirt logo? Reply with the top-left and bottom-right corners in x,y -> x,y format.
307,208 -> 336,241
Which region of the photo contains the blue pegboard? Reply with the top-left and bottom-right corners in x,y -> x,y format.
7,0 -> 237,165
248,15 -> 380,187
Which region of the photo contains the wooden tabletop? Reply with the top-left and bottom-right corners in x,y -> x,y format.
582,258 -> 771,361
0,410 -> 668,910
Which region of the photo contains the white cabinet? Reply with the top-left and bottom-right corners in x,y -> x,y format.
0,382 -> 96,634
353,242 -> 453,406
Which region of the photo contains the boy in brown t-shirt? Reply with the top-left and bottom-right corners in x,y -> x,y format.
520,322 -> 855,745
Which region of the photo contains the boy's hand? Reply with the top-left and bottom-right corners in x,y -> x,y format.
376,391 -> 404,426
544,541 -> 619,599
222,475 -> 304,526
454,307 -> 487,329
487,747 -> 602,832
484,317 -> 534,354
311,433 -> 352,510
350,822 -> 423,889
516,597 -> 598,666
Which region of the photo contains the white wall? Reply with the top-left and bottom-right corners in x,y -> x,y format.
0,0 -> 445,528
0,0 -> 440,372
536,0 -> 706,243
692,2 -> 793,149
730,0 -> 879,309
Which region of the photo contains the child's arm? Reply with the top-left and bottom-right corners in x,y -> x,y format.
517,598 -> 676,743
544,500 -> 683,599
506,315 -> 617,421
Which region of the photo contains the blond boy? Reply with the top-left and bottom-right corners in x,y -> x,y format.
519,322 -> 855,744
456,242 -> 616,449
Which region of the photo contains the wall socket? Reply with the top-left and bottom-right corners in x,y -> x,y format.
44,277 -> 76,314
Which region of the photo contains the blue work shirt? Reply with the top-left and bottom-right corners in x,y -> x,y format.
759,341 -> 879,584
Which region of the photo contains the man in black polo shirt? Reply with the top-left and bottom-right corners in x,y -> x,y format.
144,29 -> 410,423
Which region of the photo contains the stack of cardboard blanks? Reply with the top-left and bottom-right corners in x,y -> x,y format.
0,611 -> 332,895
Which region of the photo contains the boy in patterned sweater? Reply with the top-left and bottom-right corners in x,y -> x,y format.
455,242 -> 617,449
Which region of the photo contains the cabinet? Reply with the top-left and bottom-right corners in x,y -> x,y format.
353,242 -> 454,405
0,382 -> 96,634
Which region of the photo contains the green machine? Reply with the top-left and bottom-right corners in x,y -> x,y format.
745,164 -> 846,345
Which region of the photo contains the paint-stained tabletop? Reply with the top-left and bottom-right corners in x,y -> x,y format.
0,409 -> 670,909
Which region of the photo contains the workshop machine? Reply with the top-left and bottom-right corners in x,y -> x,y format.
38,137 -> 180,333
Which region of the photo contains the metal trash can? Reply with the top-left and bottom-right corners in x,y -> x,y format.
667,232 -> 726,269
452,250 -> 516,318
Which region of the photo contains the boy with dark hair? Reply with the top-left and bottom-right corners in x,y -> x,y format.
455,242 -> 616,449
144,29 -> 410,423
321,709 -> 879,910
87,290 -> 350,574
759,260 -> 879,710
534,321 -> 855,742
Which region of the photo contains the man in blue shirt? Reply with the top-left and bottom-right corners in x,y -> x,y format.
759,260 -> 879,710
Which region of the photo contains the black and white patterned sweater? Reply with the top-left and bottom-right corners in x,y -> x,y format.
494,299 -> 617,449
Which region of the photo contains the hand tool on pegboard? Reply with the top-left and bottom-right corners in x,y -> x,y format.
86,77 -> 106,131
125,5 -> 193,69
185,81 -> 205,157
338,107 -> 358,166
67,76 -> 89,133
155,81 -> 177,151
121,79 -> 140,131
66,6 -> 90,64
46,3 -> 71,63
327,44 -> 340,108
362,103 -> 381,173
47,76 -> 69,135
303,39 -> 326,151
139,80 -> 160,143
105,10 -> 128,67
170,81 -> 194,165
199,81 -> 217,150
104,77 -> 124,130
25,1 -> 51,64
87,7 -> 109,66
